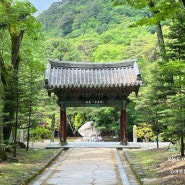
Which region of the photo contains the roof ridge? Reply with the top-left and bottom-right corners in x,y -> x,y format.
48,59 -> 137,69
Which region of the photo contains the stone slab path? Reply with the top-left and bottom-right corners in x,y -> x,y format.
29,148 -> 139,185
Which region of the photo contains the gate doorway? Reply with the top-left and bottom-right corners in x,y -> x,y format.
44,59 -> 142,145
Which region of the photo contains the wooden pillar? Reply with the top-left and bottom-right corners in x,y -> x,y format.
120,105 -> 128,145
59,105 -> 67,145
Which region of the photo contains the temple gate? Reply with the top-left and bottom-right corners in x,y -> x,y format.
44,59 -> 142,145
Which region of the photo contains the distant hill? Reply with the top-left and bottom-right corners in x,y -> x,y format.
38,0 -> 156,63
37,0 -> 149,38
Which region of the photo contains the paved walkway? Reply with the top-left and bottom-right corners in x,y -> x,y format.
30,140 -> 170,150
28,141 -> 171,185
29,148 -> 138,185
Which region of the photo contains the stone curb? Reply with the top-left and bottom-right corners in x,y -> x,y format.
124,150 -> 145,185
12,148 -> 64,185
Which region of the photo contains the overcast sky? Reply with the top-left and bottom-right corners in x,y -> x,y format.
29,0 -> 59,15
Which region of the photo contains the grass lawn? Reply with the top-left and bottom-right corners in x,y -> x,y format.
0,148 -> 62,185
126,148 -> 185,185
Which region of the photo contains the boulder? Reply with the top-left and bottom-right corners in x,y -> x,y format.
78,121 -> 101,141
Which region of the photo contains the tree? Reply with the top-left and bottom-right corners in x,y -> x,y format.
58,11 -> 75,36
0,50 -> 6,160
18,60 -> 44,151
162,13 -> 185,156
89,107 -> 119,135
136,123 -> 155,142
45,37 -> 80,61
112,0 -> 185,153
165,94 -> 185,156
166,13 -> 185,61
0,0 -> 41,142
133,61 -> 167,148
74,112 -> 86,130
92,44 -> 123,62
160,61 -> 185,156
111,0 -> 184,62
34,92 -> 61,142
38,0 -> 149,38
74,33 -> 100,61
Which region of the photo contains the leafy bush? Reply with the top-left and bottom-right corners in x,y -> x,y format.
30,127 -> 51,141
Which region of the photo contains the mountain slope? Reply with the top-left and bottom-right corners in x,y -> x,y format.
38,0 -> 156,63
38,0 -> 149,38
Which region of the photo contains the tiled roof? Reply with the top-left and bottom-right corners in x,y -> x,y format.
45,59 -> 141,89
44,59 -> 142,106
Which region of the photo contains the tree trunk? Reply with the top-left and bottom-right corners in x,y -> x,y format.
50,114 -> 55,142
148,1 -> 168,62
156,134 -> 159,149
0,58 -> 3,144
13,73 -> 19,158
26,71 -> 33,151
10,29 -> 24,70
0,55 -> 7,160
155,23 -> 168,62
180,137 -> 184,156
3,83 -> 16,143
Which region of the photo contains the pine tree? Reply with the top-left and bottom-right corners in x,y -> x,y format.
166,13 -> 185,61
161,12 -> 185,156
17,60 -> 44,150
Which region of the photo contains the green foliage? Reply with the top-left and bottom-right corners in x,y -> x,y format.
122,28 -> 157,60
160,12 -> 185,154
73,33 -> 100,61
89,107 -> 120,134
111,0 -> 183,26
38,0 -> 149,38
166,12 -> 185,61
58,11 -> 76,36
112,0 -> 185,63
36,0 -> 158,141
159,61 -> 185,141
0,0 -> 43,142
36,0 -> 158,63
161,61 -> 185,88
45,37 -> 80,61
136,123 -> 156,142
34,0 -> 185,152
92,44 -> 124,62
163,94 -> 185,139
0,0 -> 37,29
30,127 -> 51,141
17,59 -> 44,128
1,0 -> 184,151
66,107 -> 120,136
132,60 -> 168,144
74,112 -> 86,130
133,33 -> 185,151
